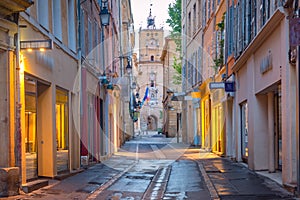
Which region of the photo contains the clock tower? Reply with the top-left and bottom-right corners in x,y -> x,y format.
135,6 -> 164,133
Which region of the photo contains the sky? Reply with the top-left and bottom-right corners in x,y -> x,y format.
131,0 -> 175,32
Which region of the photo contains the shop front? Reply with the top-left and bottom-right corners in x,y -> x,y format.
232,9 -> 295,186
200,80 -> 211,151
211,88 -> 226,155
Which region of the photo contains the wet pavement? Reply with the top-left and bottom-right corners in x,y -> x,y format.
6,132 -> 298,200
200,157 -> 296,200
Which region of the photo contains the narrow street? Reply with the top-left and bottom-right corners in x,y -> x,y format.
9,132 -> 296,200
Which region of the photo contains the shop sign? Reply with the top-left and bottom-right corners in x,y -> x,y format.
209,82 -> 225,89
191,92 -> 201,98
260,51 -> 272,74
289,18 -> 300,47
225,82 -> 235,92
210,81 -> 235,92
20,39 -> 52,50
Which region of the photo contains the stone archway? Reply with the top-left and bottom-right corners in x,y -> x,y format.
147,115 -> 158,131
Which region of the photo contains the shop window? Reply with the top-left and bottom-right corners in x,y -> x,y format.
240,102 -> 248,162
25,77 -> 38,180
25,79 -> 37,153
56,89 -> 69,150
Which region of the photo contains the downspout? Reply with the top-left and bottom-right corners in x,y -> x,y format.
118,0 -> 125,144
77,0 -> 83,165
119,0 -> 123,76
225,0 -> 229,79
296,0 -> 300,195
15,13 -> 22,184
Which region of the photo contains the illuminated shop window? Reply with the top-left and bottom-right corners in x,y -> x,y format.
56,89 -> 69,150
25,79 -> 37,153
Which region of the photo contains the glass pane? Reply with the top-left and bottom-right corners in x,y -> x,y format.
25,78 -> 37,180
56,89 -> 69,173
25,111 -> 37,153
241,102 -> 248,159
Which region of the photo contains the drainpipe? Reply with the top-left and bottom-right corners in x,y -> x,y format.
15,13 -> 22,183
119,0 -> 123,76
297,1 -> 300,195
225,0 -> 229,79
77,0 -> 83,166
118,0 -> 125,143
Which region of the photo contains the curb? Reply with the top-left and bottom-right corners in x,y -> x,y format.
198,163 -> 220,200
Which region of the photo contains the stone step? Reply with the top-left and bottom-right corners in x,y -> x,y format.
54,169 -> 84,180
22,179 -> 49,193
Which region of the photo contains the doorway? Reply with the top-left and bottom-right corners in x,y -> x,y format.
274,86 -> 282,170
240,102 -> 248,163
25,76 -> 50,180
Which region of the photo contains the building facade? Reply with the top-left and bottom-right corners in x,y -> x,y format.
182,0 -> 209,145
0,0 -> 34,196
182,0 -> 299,190
161,37 -> 182,138
229,0 -> 297,189
0,0 -> 134,197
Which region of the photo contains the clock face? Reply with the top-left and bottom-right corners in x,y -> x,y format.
149,39 -> 156,47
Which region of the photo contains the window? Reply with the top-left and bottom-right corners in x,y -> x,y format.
56,89 -> 69,151
208,0 -> 211,18
56,88 -> 69,173
80,9 -> 86,56
228,6 -> 234,55
251,0 -> 257,40
25,77 -> 38,180
37,0 -> 49,30
95,21 -> 100,66
25,79 -> 37,154
182,63 -> 186,91
88,18 -> 93,55
193,4 -> 196,34
203,0 -> 207,25
194,53 -> 197,85
198,0 -> 202,28
188,12 -> 191,37
68,0 -> 76,51
150,55 -> 154,61
259,0 -> 271,28
53,0 -> 62,41
197,47 -> 202,83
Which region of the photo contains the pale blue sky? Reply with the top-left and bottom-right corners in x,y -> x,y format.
131,0 -> 174,31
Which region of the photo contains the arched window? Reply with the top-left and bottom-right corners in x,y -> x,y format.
150,55 -> 154,61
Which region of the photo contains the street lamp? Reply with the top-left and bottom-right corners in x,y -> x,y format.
99,0 -> 110,75
126,58 -> 137,137
126,60 -> 132,74
99,0 -> 110,26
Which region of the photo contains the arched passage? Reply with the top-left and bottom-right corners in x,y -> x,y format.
147,115 -> 158,131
